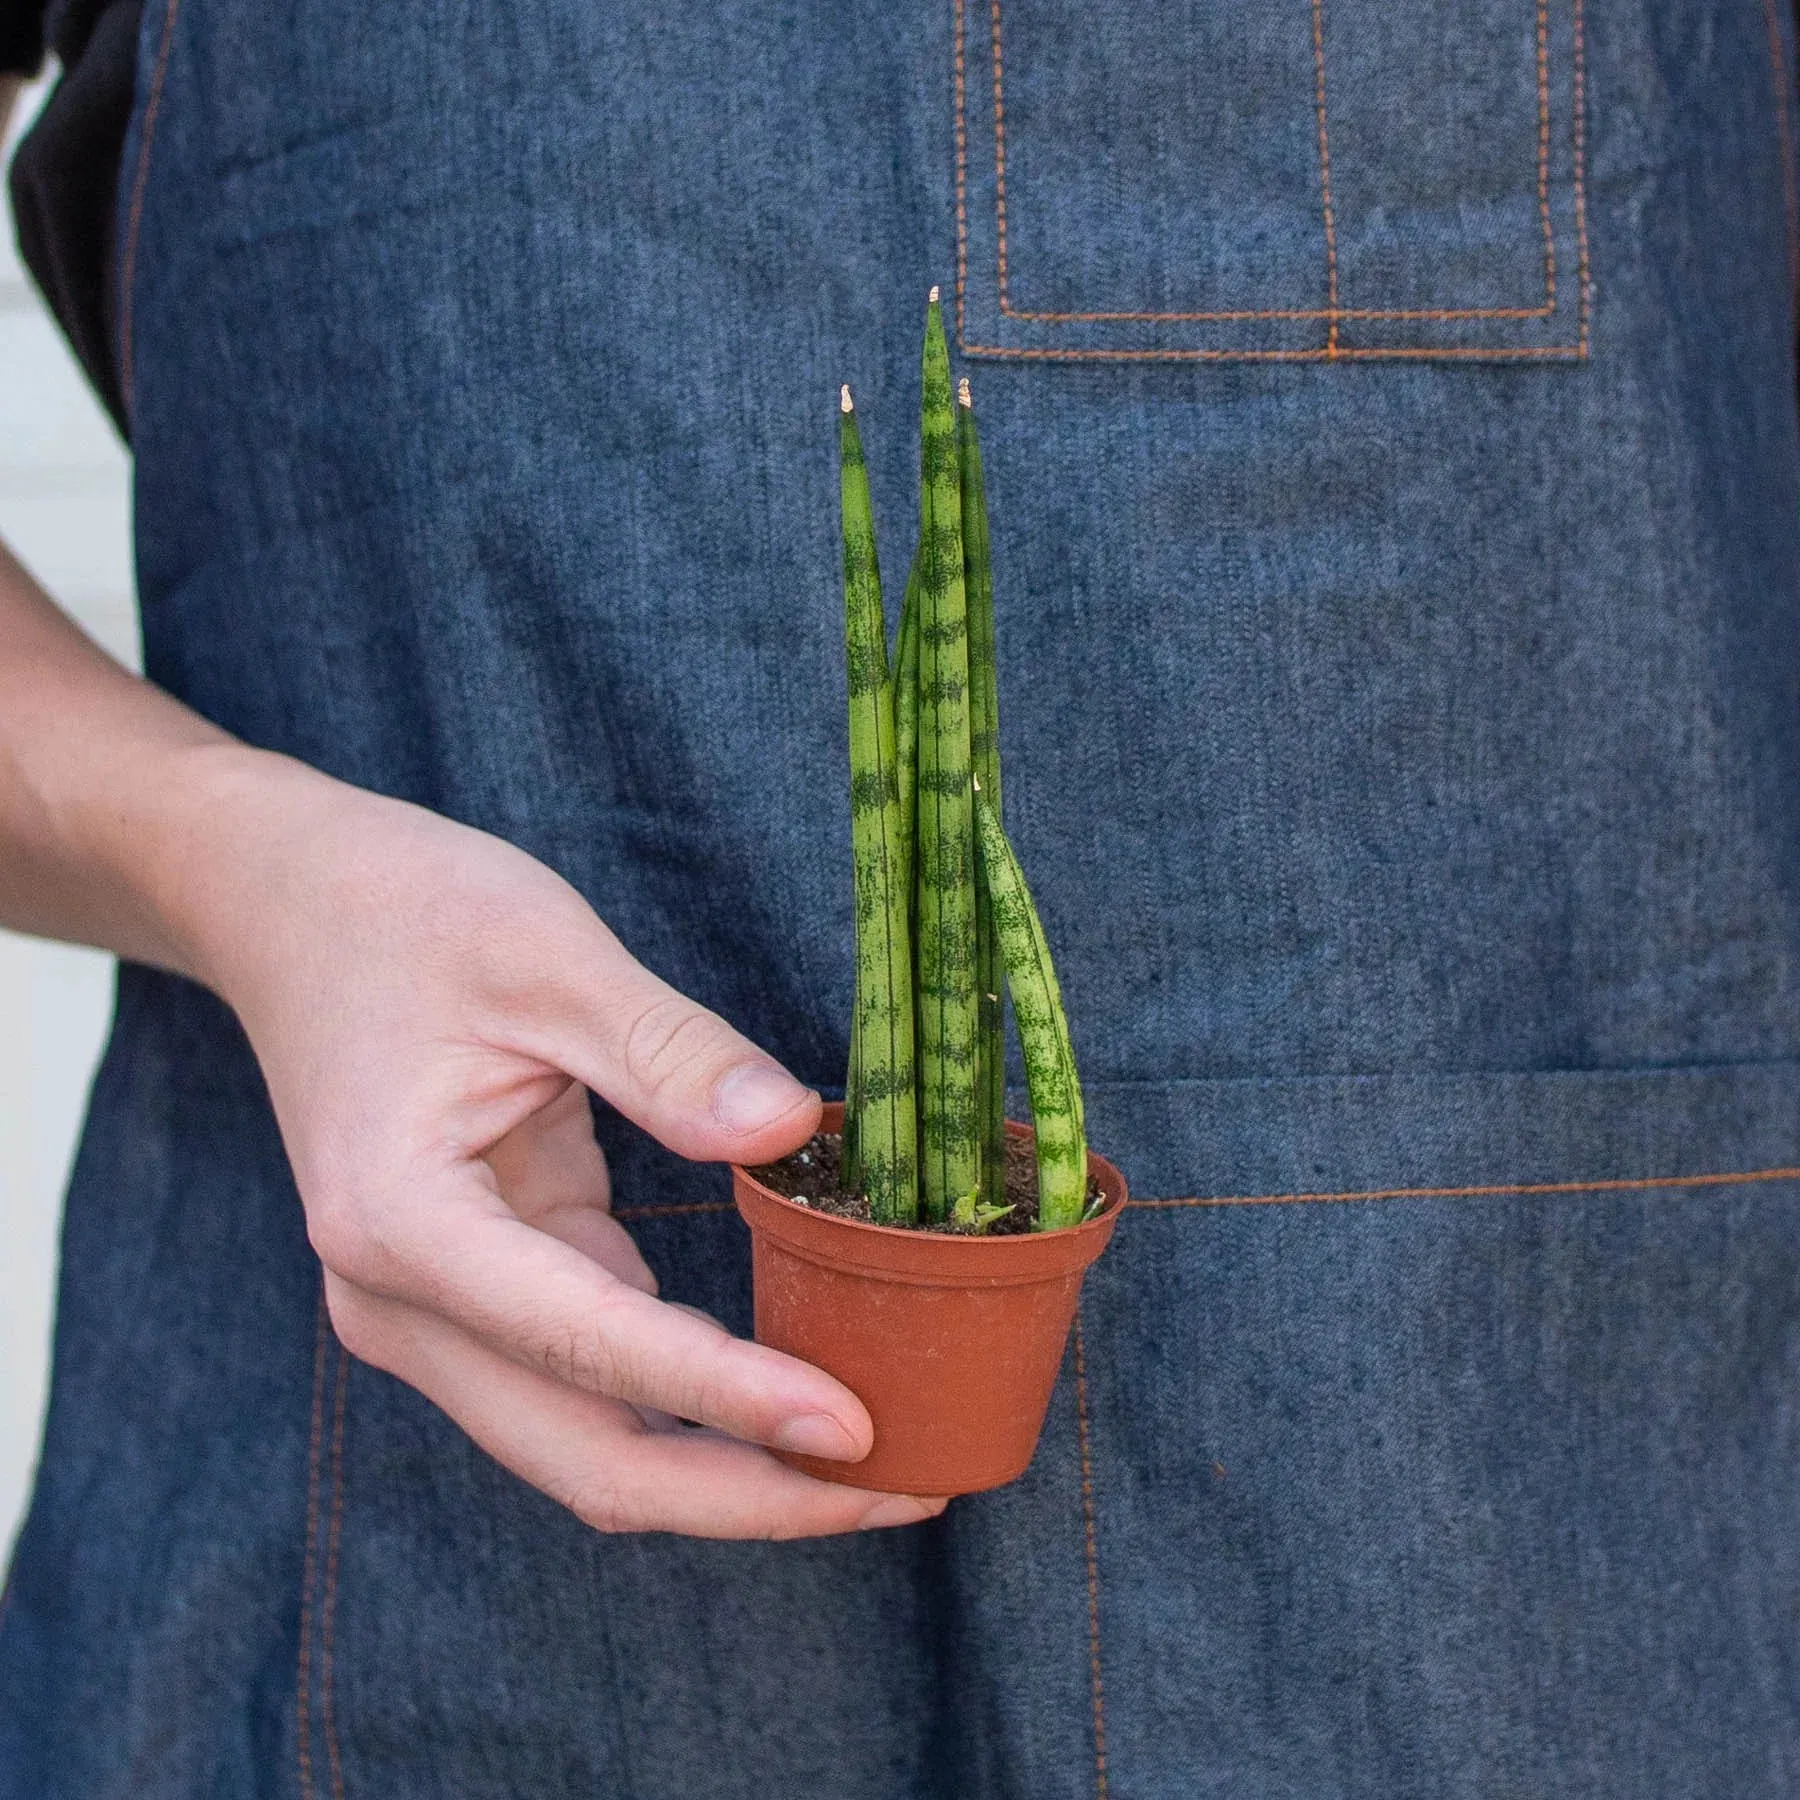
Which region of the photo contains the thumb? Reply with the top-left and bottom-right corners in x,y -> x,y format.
538,934 -> 822,1165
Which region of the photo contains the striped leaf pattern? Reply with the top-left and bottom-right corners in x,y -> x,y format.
913,295 -> 979,1222
959,379 -> 1009,1216
840,387 -> 917,1224
971,790 -> 1088,1229
890,548 -> 922,1198
893,544 -> 921,911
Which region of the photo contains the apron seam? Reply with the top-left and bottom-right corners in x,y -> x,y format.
1761,0 -> 1800,290
1073,1311 -> 1110,1800
117,0 -> 183,420
322,1345 -> 351,1800
296,1292 -> 329,1800
1310,0 -> 1341,352
297,1288 -> 350,1800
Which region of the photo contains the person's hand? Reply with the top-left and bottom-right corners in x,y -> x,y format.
0,541 -> 933,1539
174,747 -> 943,1539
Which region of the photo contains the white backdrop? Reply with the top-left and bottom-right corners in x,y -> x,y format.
0,74 -> 137,1561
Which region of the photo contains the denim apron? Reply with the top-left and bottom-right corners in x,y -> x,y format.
5,0 -> 1800,1794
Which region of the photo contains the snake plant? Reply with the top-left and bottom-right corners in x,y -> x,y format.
838,291 -> 1089,1231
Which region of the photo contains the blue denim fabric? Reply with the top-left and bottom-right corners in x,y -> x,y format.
5,0 -> 1800,1793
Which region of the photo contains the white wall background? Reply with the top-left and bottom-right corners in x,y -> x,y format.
0,74 -> 138,1562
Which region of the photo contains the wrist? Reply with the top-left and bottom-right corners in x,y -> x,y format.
119,741 -> 347,998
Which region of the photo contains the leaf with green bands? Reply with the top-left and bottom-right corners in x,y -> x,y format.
971,788 -> 1087,1230
959,380 -> 1009,1215
912,293 -> 978,1222
840,385 -> 917,1223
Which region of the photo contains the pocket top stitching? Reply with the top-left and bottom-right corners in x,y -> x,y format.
612,1163 -> 1798,1220
1134,1162 -> 1800,1207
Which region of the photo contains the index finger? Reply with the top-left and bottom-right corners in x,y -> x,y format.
369,1163 -> 875,1462
340,1284 -> 941,1538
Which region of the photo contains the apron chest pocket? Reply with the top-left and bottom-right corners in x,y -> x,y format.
953,0 -> 1591,362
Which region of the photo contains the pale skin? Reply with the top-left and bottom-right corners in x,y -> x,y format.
0,81 -> 942,1540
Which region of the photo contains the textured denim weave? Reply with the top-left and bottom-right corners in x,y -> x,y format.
5,0 -> 1800,1794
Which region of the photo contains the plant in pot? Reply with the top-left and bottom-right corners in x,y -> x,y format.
731,290 -> 1127,1497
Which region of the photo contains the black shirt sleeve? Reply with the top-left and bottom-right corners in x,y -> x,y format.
7,0 -> 142,435
0,0 -> 46,77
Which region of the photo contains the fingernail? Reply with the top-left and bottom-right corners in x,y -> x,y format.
860,1496 -> 946,1529
773,1412 -> 861,1460
712,1062 -> 811,1136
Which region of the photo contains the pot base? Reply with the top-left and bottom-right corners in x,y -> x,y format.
772,1443 -> 1035,1498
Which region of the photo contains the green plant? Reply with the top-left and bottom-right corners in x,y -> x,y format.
839,291 -> 1089,1232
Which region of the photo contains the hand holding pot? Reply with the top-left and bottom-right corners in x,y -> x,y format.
0,541 -> 936,1538
139,751 -> 945,1538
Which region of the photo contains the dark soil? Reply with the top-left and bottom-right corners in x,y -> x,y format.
748,1130 -> 1102,1235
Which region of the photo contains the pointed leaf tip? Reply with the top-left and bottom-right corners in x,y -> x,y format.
840,383 -> 853,413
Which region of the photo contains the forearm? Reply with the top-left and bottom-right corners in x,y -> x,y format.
0,535 -> 306,981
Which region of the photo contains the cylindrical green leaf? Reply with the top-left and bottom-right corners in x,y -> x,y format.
890,548 -> 922,1186
971,790 -> 1087,1229
913,293 -> 978,1222
840,387 -> 917,1224
960,379 -> 1008,1213
893,544 -> 921,911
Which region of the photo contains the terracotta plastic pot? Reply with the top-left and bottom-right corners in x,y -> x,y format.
732,1103 -> 1127,1496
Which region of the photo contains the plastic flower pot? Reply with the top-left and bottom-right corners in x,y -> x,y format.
732,1103 -> 1127,1496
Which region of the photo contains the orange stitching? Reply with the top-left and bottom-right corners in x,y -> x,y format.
617,1161 -> 1796,1218
1534,0 -> 1559,308
960,341 -> 1586,360
974,0 -> 1560,327
1073,1312 -> 1109,1800
604,1162 -> 1800,1220
321,1344 -> 350,1800
1573,0 -> 1591,356
979,303 -> 1558,323
956,0 -> 1592,356
990,0 -> 1014,313
117,0 -> 183,418
1130,1163 -> 1800,1209
612,1200 -> 735,1221
1763,0 -> 1799,292
296,1294 -> 329,1800
955,0 -> 970,337
1312,0 -> 1341,353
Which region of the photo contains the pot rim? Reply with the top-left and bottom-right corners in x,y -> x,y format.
733,1164 -> 1128,1246
730,1103 -> 1128,1279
